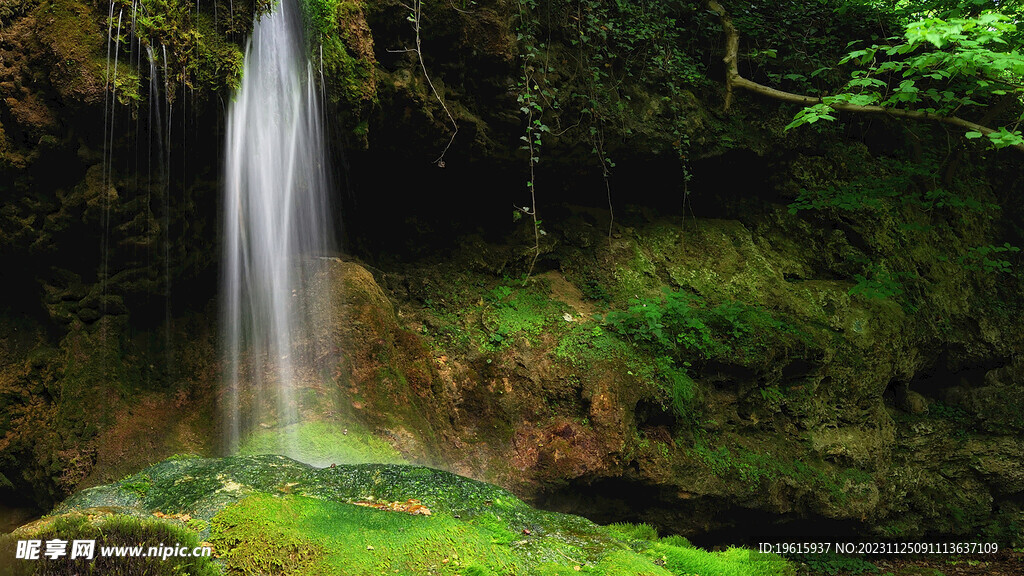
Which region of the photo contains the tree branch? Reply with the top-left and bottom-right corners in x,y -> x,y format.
707,0 -> 1024,154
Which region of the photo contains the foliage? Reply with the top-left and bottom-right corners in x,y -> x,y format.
849,263 -> 906,301
481,282 -> 556,350
929,400 -> 973,428
601,288 -> 807,417
103,0 -> 250,104
505,0 -> 714,220
603,288 -> 804,365
732,0 -> 891,92
304,0 -> 341,38
786,150 -> 1015,306
514,1 -> 551,279
604,289 -> 714,358
959,242 -> 1020,273
759,386 -> 785,405
563,0 -> 710,121
786,10 -> 1024,150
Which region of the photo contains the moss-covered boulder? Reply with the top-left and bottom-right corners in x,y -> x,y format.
3,455 -> 795,575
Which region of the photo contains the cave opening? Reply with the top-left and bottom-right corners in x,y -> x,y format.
534,476 -> 869,548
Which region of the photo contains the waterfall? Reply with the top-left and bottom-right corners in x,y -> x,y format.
222,0 -> 333,457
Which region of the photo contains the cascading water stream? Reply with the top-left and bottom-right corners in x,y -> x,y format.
222,0 -> 333,458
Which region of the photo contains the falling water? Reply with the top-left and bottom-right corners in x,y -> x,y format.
222,0 -> 333,456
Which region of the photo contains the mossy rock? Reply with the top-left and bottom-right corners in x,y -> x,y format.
10,455 -> 795,575
0,512 -> 219,576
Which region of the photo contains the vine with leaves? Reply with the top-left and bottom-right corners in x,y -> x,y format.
514,0 -> 551,282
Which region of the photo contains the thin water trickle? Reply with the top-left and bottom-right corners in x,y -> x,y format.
223,0 -> 333,458
101,8 -> 124,325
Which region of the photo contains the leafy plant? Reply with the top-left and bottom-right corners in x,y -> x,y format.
480,283 -> 553,350
849,264 -> 905,301
759,386 -> 785,404
960,243 -> 1020,273
515,1 -> 551,282
604,289 -> 718,360
785,11 -> 1024,151
602,289 -> 808,417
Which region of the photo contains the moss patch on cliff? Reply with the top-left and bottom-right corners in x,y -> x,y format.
303,0 -> 377,140
237,419 -> 406,466
34,0 -> 106,105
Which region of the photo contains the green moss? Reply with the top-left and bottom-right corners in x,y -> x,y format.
655,543 -> 794,576
211,495 -> 324,574
322,35 -> 375,104
610,244 -> 659,302
207,493 -> 790,576
122,476 -> 153,497
418,277 -> 570,356
237,420 -> 406,467
300,0 -> 376,139
35,0 -> 105,101
480,282 -> 560,351
691,438 -> 874,506
211,493 -> 520,575
0,512 -> 218,576
109,62 -> 143,105
605,522 -> 659,542
303,0 -> 340,37
554,318 -> 684,419
193,15 -> 245,93
599,523 -> 791,576
51,456 -> 796,576
55,322 -> 136,438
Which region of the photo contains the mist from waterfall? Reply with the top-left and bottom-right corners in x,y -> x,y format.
222,0 -> 332,457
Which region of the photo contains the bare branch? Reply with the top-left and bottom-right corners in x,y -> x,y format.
404,0 -> 459,166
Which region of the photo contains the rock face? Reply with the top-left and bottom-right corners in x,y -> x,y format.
360,215 -> 1024,544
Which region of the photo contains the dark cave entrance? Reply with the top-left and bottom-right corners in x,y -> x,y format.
533,476 -> 868,547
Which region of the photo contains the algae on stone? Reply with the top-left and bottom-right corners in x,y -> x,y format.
27,455 -> 794,576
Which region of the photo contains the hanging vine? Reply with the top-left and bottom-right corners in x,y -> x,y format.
515,0 -> 551,283
394,0 -> 460,166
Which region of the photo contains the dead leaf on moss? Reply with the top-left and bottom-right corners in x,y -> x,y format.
277,482 -> 299,494
152,511 -> 191,522
352,499 -> 432,516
